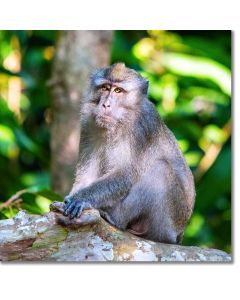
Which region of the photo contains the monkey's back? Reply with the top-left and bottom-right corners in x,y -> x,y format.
135,99 -> 196,232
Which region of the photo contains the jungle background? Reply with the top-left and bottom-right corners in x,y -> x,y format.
0,30 -> 231,252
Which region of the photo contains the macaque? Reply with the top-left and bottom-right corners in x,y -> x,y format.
63,63 -> 195,244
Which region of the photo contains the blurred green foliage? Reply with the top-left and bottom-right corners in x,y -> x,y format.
0,30 -> 231,252
0,30 -> 57,218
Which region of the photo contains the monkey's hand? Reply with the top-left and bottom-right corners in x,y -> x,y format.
63,195 -> 93,219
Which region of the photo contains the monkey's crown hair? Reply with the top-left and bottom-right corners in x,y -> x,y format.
90,63 -> 149,94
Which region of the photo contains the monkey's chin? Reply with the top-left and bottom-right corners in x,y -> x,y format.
95,116 -> 117,130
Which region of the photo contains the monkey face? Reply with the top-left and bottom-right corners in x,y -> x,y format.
93,83 -> 130,129
89,63 -> 149,131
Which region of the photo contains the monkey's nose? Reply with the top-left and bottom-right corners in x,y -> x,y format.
102,103 -> 111,108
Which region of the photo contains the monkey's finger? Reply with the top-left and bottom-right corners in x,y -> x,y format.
64,197 -> 71,205
63,199 -> 71,210
63,202 -> 69,213
63,202 -> 76,216
70,203 -> 82,219
63,203 -> 71,215
75,205 -> 84,218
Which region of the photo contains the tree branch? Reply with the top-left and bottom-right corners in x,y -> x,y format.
0,202 -> 231,262
0,189 -> 27,210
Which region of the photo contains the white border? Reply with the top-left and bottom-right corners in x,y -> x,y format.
0,1 -> 239,299
0,0 -> 238,29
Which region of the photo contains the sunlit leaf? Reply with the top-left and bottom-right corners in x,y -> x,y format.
203,125 -> 227,143
133,38 -> 155,60
0,124 -> 19,158
178,139 -> 190,153
184,151 -> 202,167
20,172 -> 50,188
185,213 -> 204,237
162,52 -> 231,96
183,86 -> 229,105
35,195 -> 52,213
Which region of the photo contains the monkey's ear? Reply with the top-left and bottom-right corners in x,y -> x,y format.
90,68 -> 106,86
142,78 -> 149,95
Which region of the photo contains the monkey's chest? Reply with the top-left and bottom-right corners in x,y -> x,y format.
79,139 -> 132,186
77,157 -> 100,188
104,141 -> 132,170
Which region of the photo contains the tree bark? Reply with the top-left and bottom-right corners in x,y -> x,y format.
0,202 -> 231,262
50,30 -> 113,196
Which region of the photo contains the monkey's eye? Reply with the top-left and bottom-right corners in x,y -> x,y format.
114,87 -> 123,93
101,85 -> 109,91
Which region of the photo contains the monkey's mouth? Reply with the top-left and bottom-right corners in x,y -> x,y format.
95,115 -> 117,129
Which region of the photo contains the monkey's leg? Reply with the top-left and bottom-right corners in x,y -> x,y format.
110,185 -> 179,243
110,161 -> 183,244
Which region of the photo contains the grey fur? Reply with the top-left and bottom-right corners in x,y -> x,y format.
64,63 -> 195,244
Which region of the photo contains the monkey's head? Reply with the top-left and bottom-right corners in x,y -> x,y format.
87,63 -> 148,131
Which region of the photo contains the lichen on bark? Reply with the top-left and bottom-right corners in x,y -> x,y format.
0,202 -> 231,262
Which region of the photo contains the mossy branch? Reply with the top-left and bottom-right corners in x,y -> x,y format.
0,202 -> 231,262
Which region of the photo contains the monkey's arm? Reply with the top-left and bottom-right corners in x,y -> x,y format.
63,171 -> 133,219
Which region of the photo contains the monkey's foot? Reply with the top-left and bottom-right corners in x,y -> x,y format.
99,209 -> 117,227
50,201 -> 100,228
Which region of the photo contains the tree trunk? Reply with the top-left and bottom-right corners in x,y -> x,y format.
0,202 -> 231,262
50,30 -> 113,196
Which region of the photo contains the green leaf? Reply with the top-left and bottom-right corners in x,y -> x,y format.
163,52 -> 231,96
0,124 -> 19,158
38,190 -> 63,202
